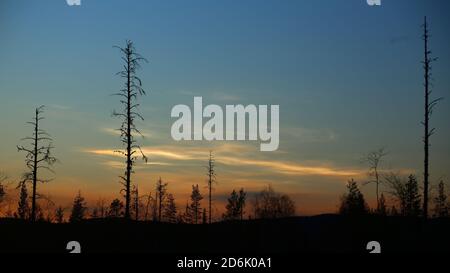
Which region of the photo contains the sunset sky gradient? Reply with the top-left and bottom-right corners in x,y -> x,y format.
0,0 -> 449,216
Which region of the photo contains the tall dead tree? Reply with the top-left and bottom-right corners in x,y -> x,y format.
421,17 -> 443,219
113,40 -> 148,219
362,148 -> 387,211
206,151 -> 217,223
17,106 -> 57,222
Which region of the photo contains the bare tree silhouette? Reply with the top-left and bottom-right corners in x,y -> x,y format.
362,148 -> 387,211
17,106 -> 57,222
206,151 -> 216,223
112,40 -> 148,219
422,17 -> 443,219
253,185 -> 295,219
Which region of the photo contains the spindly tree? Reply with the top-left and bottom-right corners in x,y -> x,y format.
421,17 -> 443,219
17,106 -> 57,222
362,148 -> 387,211
113,40 -> 148,219
206,151 -> 217,223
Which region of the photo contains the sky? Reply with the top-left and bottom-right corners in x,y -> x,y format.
0,0 -> 449,216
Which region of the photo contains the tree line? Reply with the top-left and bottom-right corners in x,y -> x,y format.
1,173 -> 296,223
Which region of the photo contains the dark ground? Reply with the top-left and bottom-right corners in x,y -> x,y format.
0,215 -> 449,253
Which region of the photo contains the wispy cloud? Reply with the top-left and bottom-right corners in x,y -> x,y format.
83,143 -> 361,177
102,160 -> 172,169
100,127 -> 152,138
219,156 -> 359,177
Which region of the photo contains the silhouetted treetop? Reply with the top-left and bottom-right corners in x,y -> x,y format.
339,179 -> 368,216
69,191 -> 87,223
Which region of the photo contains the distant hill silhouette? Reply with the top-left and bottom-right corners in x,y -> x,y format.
0,215 -> 449,253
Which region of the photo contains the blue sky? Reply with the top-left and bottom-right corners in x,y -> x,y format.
0,0 -> 449,215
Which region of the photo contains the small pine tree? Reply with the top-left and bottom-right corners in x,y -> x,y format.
403,175 -> 421,217
55,206 -> 64,223
223,188 -> 247,220
108,198 -> 124,218
163,193 -> 177,223
339,179 -> 369,216
223,190 -> 239,220
189,184 -> 203,224
17,182 -> 30,220
222,189 -> 247,220
69,191 -> 87,223
433,180 -> 448,218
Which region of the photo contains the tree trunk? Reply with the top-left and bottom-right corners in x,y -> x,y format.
31,108 -> 38,222
125,50 -> 132,220
423,16 -> 430,219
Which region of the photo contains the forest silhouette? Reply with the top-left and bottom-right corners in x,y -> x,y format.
0,17 -> 449,253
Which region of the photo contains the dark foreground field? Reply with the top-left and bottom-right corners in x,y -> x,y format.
0,215 -> 449,253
